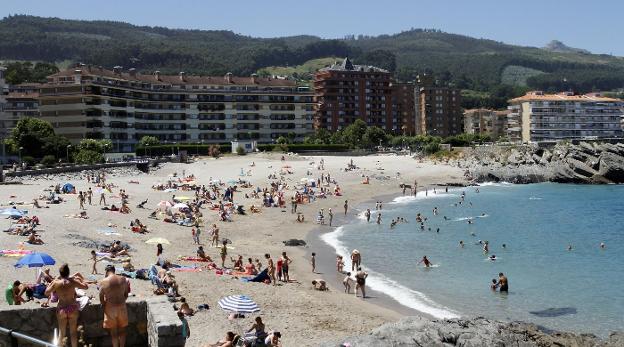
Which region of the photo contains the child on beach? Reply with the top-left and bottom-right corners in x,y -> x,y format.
336,256 -> 345,273
311,253 -> 316,273
343,272 -> 353,294
90,250 -> 101,275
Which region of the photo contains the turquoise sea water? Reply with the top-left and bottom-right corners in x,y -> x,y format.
322,183 -> 624,336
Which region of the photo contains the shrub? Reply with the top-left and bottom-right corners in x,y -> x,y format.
272,144 -> 289,152
236,145 -> 246,156
73,149 -> 103,164
40,155 -> 57,167
424,143 -> 440,154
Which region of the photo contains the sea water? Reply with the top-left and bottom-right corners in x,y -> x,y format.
321,183 -> 624,336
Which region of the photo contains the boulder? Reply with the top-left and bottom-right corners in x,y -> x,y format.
567,158 -> 598,178
598,152 -> 624,183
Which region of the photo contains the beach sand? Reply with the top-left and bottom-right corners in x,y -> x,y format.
0,153 -> 466,346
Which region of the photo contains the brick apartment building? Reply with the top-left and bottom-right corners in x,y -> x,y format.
415,74 -> 462,137
314,58 -> 415,134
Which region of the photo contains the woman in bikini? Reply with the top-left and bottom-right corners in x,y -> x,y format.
219,240 -> 228,268
45,264 -> 89,347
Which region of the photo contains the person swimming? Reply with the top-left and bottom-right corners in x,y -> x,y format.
418,256 -> 432,268
489,255 -> 497,261
459,240 -> 464,248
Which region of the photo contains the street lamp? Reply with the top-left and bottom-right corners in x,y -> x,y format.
145,143 -> 150,158
66,145 -> 71,163
171,142 -> 176,156
18,146 -> 23,166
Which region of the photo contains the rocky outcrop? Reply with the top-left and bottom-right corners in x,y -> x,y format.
321,316 -> 624,347
460,142 -> 624,184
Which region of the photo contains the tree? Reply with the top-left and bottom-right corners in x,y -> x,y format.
341,119 -> 368,148
77,138 -> 112,153
9,118 -> 56,158
276,136 -> 289,145
138,136 -> 160,147
362,126 -> 388,148
73,150 -> 103,164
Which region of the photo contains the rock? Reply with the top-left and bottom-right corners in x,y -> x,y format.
567,158 -> 598,178
321,316 -> 622,347
598,152 -> 624,183
283,239 -> 306,246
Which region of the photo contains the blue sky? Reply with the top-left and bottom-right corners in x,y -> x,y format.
2,0 -> 623,55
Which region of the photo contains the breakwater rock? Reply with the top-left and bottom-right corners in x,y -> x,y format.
321,316 -> 624,347
460,142 -> 624,184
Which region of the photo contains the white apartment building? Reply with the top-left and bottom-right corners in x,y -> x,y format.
38,65 -> 315,152
507,91 -> 624,143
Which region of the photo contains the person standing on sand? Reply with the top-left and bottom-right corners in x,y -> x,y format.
219,240 -> 228,268
311,252 -> 316,273
281,252 -> 292,283
365,209 -> 371,222
87,187 -> 93,205
343,200 -> 348,216
99,264 -> 129,347
78,192 -> 85,210
328,208 -> 334,226
354,267 -> 368,299
100,191 -> 106,205
45,264 -> 89,347
351,250 -> 361,271
210,224 -> 219,247
265,254 -> 276,285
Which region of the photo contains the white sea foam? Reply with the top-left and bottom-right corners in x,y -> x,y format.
320,227 -> 460,319
453,214 -> 489,221
529,196 -> 543,200
390,191 -> 459,205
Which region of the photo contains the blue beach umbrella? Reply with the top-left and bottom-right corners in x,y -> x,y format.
14,252 -> 56,268
218,295 -> 260,313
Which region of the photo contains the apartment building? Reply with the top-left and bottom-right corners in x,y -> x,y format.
415,74 -> 462,137
315,58 -> 414,133
37,65 -> 315,152
0,67 -> 8,162
391,82 -> 417,135
507,91 -> 624,143
463,109 -> 509,139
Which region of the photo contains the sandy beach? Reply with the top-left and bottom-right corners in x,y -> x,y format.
0,153 -> 466,346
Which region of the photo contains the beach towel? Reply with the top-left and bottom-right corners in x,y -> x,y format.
249,269 -> 270,283
178,256 -> 211,262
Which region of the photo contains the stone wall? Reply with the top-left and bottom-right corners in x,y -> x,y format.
0,298 -> 185,347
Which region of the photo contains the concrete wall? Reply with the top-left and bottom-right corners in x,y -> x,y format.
0,298 -> 185,347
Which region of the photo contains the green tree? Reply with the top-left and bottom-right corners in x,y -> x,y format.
9,117 -> 56,158
341,119 -> 368,148
276,136 -> 289,145
362,126 -> 388,148
138,136 -> 160,147
73,150 -> 103,164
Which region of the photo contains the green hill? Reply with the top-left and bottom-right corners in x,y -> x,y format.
1,15 -> 624,108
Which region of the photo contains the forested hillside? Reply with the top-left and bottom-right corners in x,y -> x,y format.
2,15 -> 624,108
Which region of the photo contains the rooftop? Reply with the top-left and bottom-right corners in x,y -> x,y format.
318,57 -> 389,73
48,65 -> 297,87
509,91 -> 622,103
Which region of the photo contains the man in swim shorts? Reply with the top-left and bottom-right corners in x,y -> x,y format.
99,264 -> 130,347
45,264 -> 89,347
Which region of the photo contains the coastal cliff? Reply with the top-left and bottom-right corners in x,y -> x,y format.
460,142 -> 624,184
322,316 -> 624,347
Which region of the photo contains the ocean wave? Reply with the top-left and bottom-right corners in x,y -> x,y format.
390,192 -> 459,205
478,182 -> 514,187
320,227 -> 460,319
529,196 -> 543,200
453,214 -> 489,221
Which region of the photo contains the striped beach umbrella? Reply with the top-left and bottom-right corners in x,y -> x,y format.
218,295 -> 260,313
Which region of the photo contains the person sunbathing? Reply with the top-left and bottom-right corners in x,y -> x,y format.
312,279 -> 328,291
230,255 -> 244,271
207,331 -> 237,347
244,258 -> 257,275
27,232 -> 44,245
196,247 -> 212,261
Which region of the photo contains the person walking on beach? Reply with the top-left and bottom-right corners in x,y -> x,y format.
310,252 -> 316,273
100,190 -> 106,205
45,264 -> 89,347
497,272 -> 509,292
354,267 -> 368,299
87,187 -> 93,205
343,200 -> 349,216
210,224 -> 219,246
99,264 -> 129,347
78,192 -> 85,210
328,208 -> 334,227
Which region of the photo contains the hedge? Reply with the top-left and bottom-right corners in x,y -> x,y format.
135,143 -> 351,156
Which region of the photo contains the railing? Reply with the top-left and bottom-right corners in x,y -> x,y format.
0,326 -> 56,347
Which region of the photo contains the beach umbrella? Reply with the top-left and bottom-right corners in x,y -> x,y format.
173,203 -> 189,209
157,201 -> 172,209
14,252 -> 56,268
146,238 -> 170,245
218,295 -> 260,314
